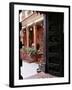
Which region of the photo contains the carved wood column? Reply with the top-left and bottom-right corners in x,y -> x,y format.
26,27 -> 29,49
33,24 -> 36,49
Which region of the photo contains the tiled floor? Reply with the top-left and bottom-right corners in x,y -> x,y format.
21,61 -> 56,79
24,72 -> 56,79
21,61 -> 39,78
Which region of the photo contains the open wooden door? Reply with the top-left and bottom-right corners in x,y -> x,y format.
45,12 -> 64,77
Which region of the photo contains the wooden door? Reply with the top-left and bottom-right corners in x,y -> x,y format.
45,12 -> 64,77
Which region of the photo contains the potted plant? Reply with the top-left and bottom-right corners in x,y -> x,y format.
28,47 -> 37,61
20,46 -> 27,60
28,47 -> 37,57
20,47 -> 37,62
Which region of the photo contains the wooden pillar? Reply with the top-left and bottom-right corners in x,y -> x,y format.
26,27 -> 29,49
33,24 -> 36,49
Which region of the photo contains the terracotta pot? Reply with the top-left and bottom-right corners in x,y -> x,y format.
20,51 -> 27,60
20,51 -> 37,63
31,55 -> 37,62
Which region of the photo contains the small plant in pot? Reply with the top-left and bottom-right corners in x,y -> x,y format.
29,48 -> 37,62
21,46 -> 37,61
20,46 -> 30,60
28,47 -> 37,57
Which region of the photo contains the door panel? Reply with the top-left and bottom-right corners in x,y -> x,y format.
45,12 -> 64,77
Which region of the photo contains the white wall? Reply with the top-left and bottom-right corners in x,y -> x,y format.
0,0 -> 72,90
